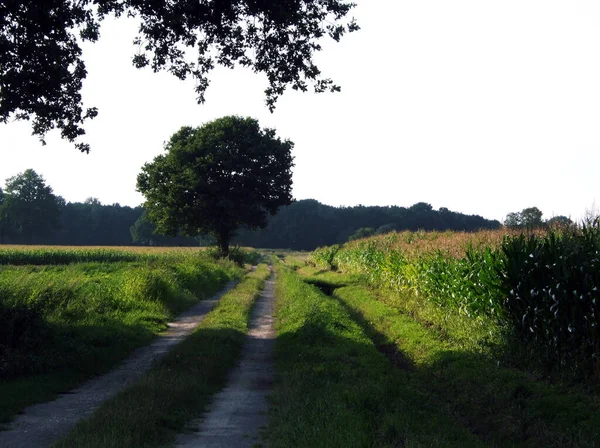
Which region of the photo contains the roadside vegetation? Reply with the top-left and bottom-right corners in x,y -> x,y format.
0,247 -> 249,424
331,283 -> 600,447
302,224 -> 600,446
266,262 -> 483,447
55,264 -> 271,448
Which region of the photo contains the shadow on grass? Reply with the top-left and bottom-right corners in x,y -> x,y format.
331,291 -> 416,372
0,318 -> 157,424
269,309 -> 483,448
313,282 -> 600,448
302,278 -> 345,296
303,278 -> 416,372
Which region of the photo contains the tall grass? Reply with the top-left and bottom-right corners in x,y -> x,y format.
0,247 -> 144,265
501,224 -> 600,374
0,249 -> 243,422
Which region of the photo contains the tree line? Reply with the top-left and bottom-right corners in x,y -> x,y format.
0,169 -> 185,246
234,200 -> 501,250
0,169 -> 502,249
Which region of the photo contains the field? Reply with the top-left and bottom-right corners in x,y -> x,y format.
0,245 -> 246,423
2,236 -> 600,447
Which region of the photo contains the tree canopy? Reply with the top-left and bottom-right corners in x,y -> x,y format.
137,115 -> 294,256
0,1 -> 358,152
1,169 -> 63,242
504,207 -> 544,229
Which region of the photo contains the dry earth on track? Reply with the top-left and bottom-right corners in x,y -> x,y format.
176,271 -> 276,448
0,280 -> 239,448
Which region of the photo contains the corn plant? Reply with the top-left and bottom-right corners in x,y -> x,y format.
308,244 -> 340,270
500,225 -> 600,373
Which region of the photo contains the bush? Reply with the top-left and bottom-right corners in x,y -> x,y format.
206,246 -> 262,266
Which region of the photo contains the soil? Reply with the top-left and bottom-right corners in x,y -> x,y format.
175,270 -> 276,448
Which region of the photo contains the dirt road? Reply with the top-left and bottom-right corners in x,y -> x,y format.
176,272 -> 276,448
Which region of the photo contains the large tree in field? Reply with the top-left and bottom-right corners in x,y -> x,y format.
137,116 -> 294,256
2,169 -> 63,243
0,1 -> 358,153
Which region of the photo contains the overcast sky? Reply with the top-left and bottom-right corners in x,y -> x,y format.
1,0 -> 599,223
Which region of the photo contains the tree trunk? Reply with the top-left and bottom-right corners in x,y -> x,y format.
217,228 -> 230,258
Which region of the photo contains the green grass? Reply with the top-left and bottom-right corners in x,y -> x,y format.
265,263 -> 483,447
54,264 -> 271,447
0,254 -> 243,423
330,283 -> 600,447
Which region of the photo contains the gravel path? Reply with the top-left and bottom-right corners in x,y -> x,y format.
0,280 -> 239,448
176,270 -> 276,448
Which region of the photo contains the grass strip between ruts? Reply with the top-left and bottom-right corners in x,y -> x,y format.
53,264 -> 271,448
332,284 -> 600,448
265,263 -> 483,448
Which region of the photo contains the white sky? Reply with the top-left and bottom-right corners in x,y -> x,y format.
1,0 -> 599,223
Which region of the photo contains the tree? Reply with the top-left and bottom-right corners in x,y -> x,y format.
2,169 -> 63,243
520,207 -> 543,229
137,116 -> 294,256
1,1 -> 358,153
546,215 -> 573,229
504,206 -> 544,230
375,223 -> 396,235
504,212 -> 522,229
348,227 -> 375,241
130,211 -> 203,246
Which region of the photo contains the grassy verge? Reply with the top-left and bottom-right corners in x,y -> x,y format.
265,263 -> 483,447
330,283 -> 600,447
0,254 -> 242,423
54,264 -> 271,448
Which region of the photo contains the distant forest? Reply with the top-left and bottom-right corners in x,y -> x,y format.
1,198 -> 500,250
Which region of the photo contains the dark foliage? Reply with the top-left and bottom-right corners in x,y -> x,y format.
130,210 -> 202,246
0,170 -> 500,249
0,299 -> 51,377
0,169 -> 62,243
235,199 -> 501,250
0,0 -> 357,152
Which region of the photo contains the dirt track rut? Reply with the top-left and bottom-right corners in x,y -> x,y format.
0,280 -> 238,448
176,271 -> 276,448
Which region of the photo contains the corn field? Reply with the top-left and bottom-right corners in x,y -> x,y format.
310,224 -> 600,375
